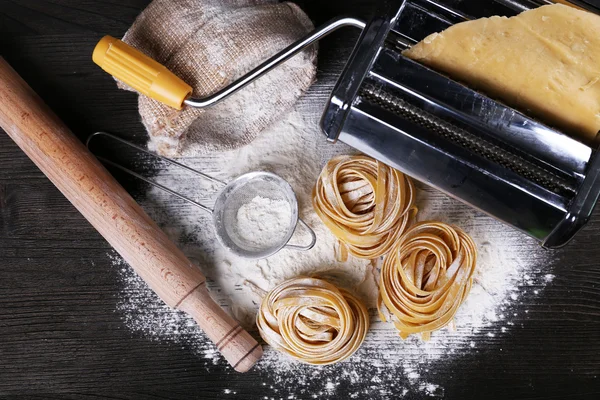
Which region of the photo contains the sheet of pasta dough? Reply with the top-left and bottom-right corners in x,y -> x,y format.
403,4 -> 600,142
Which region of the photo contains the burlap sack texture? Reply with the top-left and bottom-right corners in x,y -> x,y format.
118,0 -> 318,157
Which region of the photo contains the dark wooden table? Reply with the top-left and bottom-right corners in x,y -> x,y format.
1,1 -> 599,399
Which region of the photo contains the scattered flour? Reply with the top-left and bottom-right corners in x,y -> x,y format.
419,383 -> 441,397
235,196 -> 292,249
109,97 -> 557,399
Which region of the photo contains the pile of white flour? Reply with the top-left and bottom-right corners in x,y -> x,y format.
110,99 -> 557,398
235,196 -> 293,249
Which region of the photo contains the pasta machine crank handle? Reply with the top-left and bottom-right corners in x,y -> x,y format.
93,17 -> 366,110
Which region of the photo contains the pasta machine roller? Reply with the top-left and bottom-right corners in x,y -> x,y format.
93,0 -> 600,248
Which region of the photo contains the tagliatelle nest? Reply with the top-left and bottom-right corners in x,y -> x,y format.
313,155 -> 417,260
256,277 -> 369,365
378,221 -> 478,340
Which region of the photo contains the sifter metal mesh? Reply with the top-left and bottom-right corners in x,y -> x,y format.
212,172 -> 299,259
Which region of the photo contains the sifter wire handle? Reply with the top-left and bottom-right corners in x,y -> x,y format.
86,132 -> 223,214
284,218 -> 317,252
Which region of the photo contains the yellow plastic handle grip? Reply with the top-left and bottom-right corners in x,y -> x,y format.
92,36 -> 193,110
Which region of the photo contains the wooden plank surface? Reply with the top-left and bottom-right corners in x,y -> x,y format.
0,0 -> 599,399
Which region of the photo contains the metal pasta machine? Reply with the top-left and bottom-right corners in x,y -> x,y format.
321,0 -> 600,248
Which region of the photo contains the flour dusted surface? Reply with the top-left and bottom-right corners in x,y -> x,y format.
110,97 -> 556,398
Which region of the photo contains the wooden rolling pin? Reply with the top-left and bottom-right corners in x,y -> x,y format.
0,57 -> 262,372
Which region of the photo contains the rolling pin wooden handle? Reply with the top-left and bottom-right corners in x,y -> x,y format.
179,286 -> 263,372
0,57 -> 262,372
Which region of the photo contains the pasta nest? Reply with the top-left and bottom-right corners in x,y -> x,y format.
313,155 -> 416,260
256,277 -> 369,365
378,222 -> 478,340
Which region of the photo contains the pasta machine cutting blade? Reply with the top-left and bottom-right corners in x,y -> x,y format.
93,0 -> 600,248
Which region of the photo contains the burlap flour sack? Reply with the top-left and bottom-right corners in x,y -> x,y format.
118,0 -> 317,156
